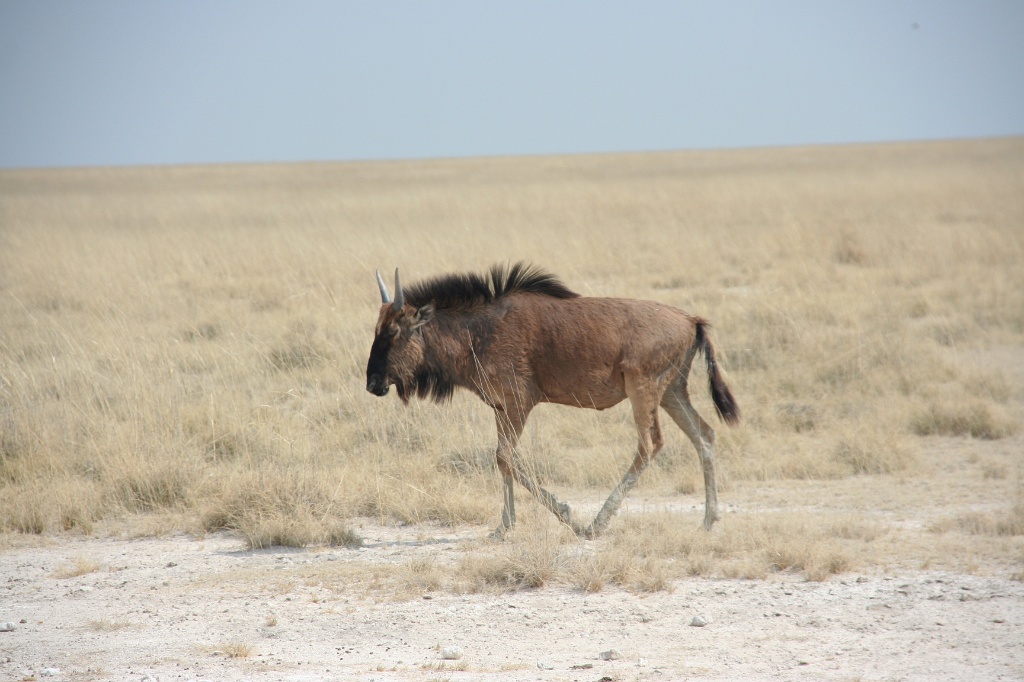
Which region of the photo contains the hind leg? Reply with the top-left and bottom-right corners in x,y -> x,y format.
661,380 -> 720,530
586,375 -> 665,537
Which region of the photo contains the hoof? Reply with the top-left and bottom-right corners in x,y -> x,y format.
554,502 -> 573,526
489,525 -> 511,541
576,524 -> 599,539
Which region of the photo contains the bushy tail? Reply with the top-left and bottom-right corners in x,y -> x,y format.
695,322 -> 740,426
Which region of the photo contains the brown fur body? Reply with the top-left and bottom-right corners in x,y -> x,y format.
367,263 -> 739,536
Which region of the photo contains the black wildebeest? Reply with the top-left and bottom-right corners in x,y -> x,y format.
366,263 -> 739,537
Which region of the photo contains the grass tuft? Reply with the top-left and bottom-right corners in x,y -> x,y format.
911,399 -> 1017,440
51,556 -> 101,579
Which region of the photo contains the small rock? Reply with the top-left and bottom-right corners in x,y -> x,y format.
638,658 -> 649,667
536,660 -> 553,669
40,669 -> 61,677
440,646 -> 463,660
0,622 -> 15,632
600,649 -> 621,661
690,616 -> 709,627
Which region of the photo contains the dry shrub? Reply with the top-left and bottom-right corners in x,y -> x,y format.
106,460 -> 196,513
2,491 -> 48,534
239,513 -> 317,549
605,512 -> 865,582
58,506 -> 94,534
51,556 -> 101,578
0,480 -> 102,534
449,519 -> 579,592
350,462 -> 496,528
200,468 -> 362,549
570,552 -> 671,593
933,505 -> 1024,537
963,371 -> 1012,403
911,399 -> 1017,440
392,556 -> 446,596
725,434 -> 846,482
831,429 -> 918,476
219,641 -> 254,659
473,537 -> 568,590
88,618 -> 135,631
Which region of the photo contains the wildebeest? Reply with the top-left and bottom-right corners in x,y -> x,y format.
366,263 -> 739,537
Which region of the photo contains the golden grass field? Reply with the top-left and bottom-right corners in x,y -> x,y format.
1,137 -> 1022,590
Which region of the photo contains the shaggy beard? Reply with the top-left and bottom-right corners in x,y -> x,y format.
394,377 -> 410,405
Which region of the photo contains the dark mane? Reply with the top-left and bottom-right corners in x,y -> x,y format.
404,262 -> 579,311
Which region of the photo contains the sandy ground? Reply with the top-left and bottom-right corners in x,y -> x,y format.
2,523 -> 1022,682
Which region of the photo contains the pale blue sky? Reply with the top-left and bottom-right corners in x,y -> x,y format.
1,1 -> 1022,168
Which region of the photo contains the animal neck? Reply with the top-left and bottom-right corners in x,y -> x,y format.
420,307 -> 499,393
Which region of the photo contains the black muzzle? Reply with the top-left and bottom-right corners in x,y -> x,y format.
366,374 -> 389,396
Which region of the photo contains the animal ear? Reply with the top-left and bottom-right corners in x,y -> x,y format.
409,302 -> 434,330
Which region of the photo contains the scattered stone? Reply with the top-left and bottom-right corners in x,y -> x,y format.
638,658 -> 649,667
600,649 -> 621,660
690,616 -> 709,627
39,669 -> 61,677
440,645 -> 463,660
0,622 -> 15,632
536,660 -> 554,670
570,663 -> 593,670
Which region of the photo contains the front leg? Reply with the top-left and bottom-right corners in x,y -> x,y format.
493,406 -> 583,536
490,469 -> 516,539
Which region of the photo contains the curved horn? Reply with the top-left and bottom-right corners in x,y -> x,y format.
392,268 -> 405,310
376,269 -> 392,304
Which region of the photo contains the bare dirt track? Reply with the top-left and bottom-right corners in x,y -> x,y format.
3,526 -> 1022,682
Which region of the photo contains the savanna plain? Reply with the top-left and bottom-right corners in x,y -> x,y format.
1,138 -> 1022,681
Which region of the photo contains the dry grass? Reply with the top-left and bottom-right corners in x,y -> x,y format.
50,556 -> 101,578
87,617 -> 135,632
2,138 -> 1023,585
197,641 -> 255,659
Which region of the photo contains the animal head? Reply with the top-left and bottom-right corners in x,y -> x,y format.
365,268 -> 435,402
